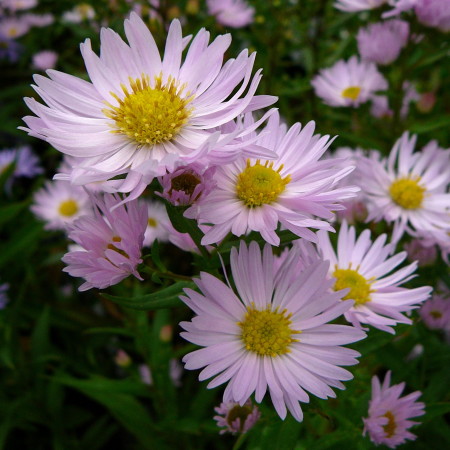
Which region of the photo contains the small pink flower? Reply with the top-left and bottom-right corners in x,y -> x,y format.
62,194 -> 147,291
214,400 -> 260,434
419,295 -> 450,330
363,371 -> 425,448
207,0 -> 255,28
32,50 -> 58,71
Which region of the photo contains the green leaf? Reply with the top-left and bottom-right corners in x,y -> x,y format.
101,281 -> 195,310
410,116 -> 450,133
423,403 -> 450,422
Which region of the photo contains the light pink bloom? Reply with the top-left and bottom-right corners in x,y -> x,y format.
158,163 -> 216,207
22,13 -> 276,197
143,200 -> 171,246
335,0 -> 387,12
0,17 -> 30,38
214,400 -> 260,434
2,0 -> 37,11
181,241 -> 366,422
359,133 -> 450,243
312,56 -> 388,108
420,295 -> 450,330
357,20 -> 409,65
31,180 -> 92,231
32,50 -> 58,71
62,194 -> 147,291
317,221 -> 432,334
363,371 -> 425,448
198,112 -> 359,246
207,0 -> 255,28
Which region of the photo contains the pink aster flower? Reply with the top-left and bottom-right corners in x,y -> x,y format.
180,241 -> 366,422
0,17 -> 30,39
214,400 -> 260,435
334,0 -> 387,12
312,57 -> 388,108
363,371 -> 425,448
22,13 -> 276,196
359,133 -> 450,243
198,112 -> 359,246
62,194 -> 147,291
317,221 -> 432,334
357,20 -> 409,65
31,180 -> 93,231
2,0 -> 37,11
158,162 -> 216,207
207,0 -> 255,28
420,295 -> 450,330
32,50 -> 58,71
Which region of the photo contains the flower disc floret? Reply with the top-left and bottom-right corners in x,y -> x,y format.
236,160 -> 291,207
333,268 -> 372,305
58,199 -> 79,217
389,177 -> 425,210
238,305 -> 299,356
342,86 -> 361,101
170,172 -> 201,197
104,75 -> 192,146
383,411 -> 397,438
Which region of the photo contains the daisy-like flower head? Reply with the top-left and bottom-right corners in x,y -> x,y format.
363,371 -> 425,448
31,180 -> 93,231
214,399 -> 260,435
359,133 -> 450,243
158,162 -> 216,207
415,0 -> 450,32
198,112 -> 359,246
143,199 -> 171,247
180,241 -> 366,422
357,20 -> 409,66
312,57 -> 388,108
335,0 -> 387,11
22,13 -> 276,195
419,294 -> 450,330
317,221 -> 432,334
207,0 -> 255,29
62,193 -> 147,291
0,17 -> 30,39
2,0 -> 37,12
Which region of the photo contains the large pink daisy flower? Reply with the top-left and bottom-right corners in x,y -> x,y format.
180,241 -> 366,422
197,112 -> 358,246
22,13 -> 276,193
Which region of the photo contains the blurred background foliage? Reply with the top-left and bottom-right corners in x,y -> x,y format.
0,0 -> 449,448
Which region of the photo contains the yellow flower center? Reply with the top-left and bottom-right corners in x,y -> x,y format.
341,86 -> 361,101
389,177 -> 425,210
58,199 -> 79,217
333,268 -> 372,305
238,305 -> 300,357
170,172 -> 201,197
104,74 -> 192,147
8,27 -> 18,38
148,218 -> 158,227
226,404 -> 253,431
383,411 -> 397,438
236,160 -> 291,207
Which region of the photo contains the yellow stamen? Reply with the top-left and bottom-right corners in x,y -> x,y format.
148,218 -> 158,227
333,267 -> 372,305
383,411 -> 397,438
341,86 -> 361,101
58,199 -> 79,217
389,177 -> 425,210
236,159 -> 291,208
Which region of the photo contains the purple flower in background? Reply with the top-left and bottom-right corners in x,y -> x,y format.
207,0 -> 255,28
62,194 -> 147,291
2,0 -> 37,11
214,400 -> 260,434
357,20 -> 409,65
0,33 -> 22,62
335,0 -> 387,12
363,371 -> 425,448
22,13 -> 54,27
420,295 -> 450,330
32,50 -> 58,70
181,241 -> 366,422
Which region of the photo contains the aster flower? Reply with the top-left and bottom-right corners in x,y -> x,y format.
158,162 -> 216,207
317,221 -> 432,334
334,0 -> 387,12
207,0 -> 255,28
2,0 -> 37,11
363,371 -> 425,448
312,57 -> 388,108
143,200 -> 171,247
359,133 -> 450,243
214,400 -> 260,435
62,3 -> 96,23
181,241 -> 366,422
357,20 -> 409,65
419,295 -> 450,330
62,194 -> 147,291
22,13 -> 276,195
198,112 -> 359,246
31,180 -> 93,231
0,33 -> 21,62
32,50 -> 58,71
0,17 -> 30,39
